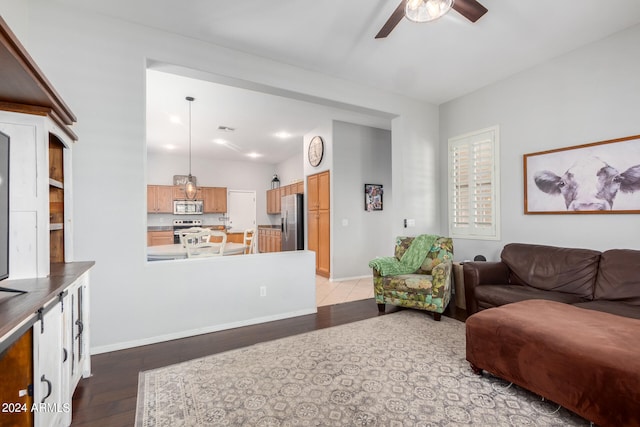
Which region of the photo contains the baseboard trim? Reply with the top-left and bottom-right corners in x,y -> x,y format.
90,308 -> 318,355
330,274 -> 372,282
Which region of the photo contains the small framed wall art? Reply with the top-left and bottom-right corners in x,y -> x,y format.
364,184 -> 383,211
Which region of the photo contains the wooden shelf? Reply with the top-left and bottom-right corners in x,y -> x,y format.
49,136 -> 65,263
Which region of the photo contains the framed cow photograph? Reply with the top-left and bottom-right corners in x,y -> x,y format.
524,134 -> 640,214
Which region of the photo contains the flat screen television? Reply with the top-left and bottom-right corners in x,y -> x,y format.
0,131 -> 8,281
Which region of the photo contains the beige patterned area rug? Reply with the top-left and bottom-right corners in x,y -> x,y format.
136,310 -> 589,426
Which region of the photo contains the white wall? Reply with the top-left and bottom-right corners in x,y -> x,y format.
275,151 -> 304,187
15,1 -> 440,351
439,24 -> 640,261
332,121 -> 392,280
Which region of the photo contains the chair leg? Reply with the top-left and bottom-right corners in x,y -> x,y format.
433,313 -> 442,321
377,303 -> 385,313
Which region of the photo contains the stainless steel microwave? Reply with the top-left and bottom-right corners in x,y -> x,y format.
173,200 -> 203,215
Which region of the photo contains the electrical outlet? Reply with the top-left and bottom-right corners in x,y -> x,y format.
407,219 -> 416,227
260,286 -> 267,297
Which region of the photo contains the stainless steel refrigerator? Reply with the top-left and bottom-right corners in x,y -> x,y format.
281,193 -> 304,251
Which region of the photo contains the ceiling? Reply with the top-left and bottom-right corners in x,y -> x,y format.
58,0 -> 640,163
145,68 -> 393,163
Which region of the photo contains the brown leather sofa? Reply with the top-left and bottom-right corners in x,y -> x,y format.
463,243 -> 640,319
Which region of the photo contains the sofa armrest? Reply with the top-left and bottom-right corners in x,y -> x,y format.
463,261 -> 510,315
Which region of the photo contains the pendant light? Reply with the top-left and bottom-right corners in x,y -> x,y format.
184,96 -> 197,200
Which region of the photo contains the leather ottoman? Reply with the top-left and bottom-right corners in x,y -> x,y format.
465,299 -> 640,427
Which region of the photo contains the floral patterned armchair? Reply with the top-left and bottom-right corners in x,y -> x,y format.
373,235 -> 454,321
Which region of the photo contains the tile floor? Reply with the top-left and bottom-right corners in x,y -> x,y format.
316,275 -> 375,307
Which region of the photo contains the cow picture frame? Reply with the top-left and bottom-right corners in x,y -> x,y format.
524,134 -> 640,214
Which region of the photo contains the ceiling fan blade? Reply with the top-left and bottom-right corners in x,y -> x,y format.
375,1 -> 406,39
452,0 -> 488,23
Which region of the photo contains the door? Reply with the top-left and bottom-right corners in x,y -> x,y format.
227,190 -> 256,232
307,171 -> 330,277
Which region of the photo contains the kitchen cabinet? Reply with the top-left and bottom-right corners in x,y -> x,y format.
258,227 -> 281,253
147,185 -> 174,213
226,232 -> 244,244
266,182 -> 303,214
203,187 -> 227,213
173,185 -> 203,201
266,188 -> 281,214
307,171 -> 330,277
147,230 -> 174,246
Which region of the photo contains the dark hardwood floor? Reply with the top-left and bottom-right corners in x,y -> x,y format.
70,299 -> 467,426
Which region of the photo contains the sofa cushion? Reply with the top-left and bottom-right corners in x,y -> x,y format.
474,285 -> 587,311
573,300 -> 640,320
593,249 -> 640,306
501,243 -> 600,298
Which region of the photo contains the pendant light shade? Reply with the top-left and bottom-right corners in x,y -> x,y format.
185,96 -> 197,200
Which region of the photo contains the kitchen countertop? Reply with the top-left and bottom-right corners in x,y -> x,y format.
147,225 -> 227,232
147,226 -> 172,231
258,225 -> 281,229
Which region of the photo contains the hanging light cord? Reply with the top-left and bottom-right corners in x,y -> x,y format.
187,96 -> 194,176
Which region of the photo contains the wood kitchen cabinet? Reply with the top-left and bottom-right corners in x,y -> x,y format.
307,171 -> 330,277
203,187 -> 227,213
258,227 -> 281,253
173,185 -> 203,201
147,230 -> 174,246
266,182 -> 303,214
226,232 -> 244,244
266,188 -> 281,214
147,185 -> 174,213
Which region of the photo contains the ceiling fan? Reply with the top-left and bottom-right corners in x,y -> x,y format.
375,0 -> 488,39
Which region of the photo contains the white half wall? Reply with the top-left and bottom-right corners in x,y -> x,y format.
439,24 -> 640,261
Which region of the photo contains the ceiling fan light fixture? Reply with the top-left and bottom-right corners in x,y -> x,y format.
405,0 -> 454,23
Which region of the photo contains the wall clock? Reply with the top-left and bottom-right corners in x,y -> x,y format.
308,136 -> 324,167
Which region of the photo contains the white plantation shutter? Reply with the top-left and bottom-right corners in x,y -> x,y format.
448,127 -> 500,240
